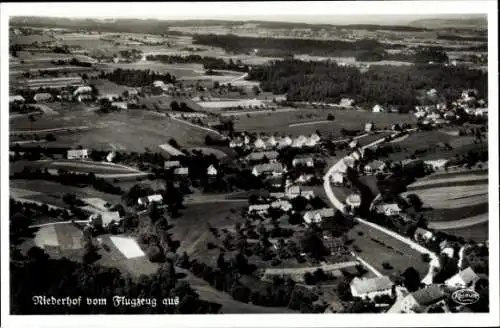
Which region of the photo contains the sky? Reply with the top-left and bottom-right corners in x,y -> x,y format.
2,2 -> 489,26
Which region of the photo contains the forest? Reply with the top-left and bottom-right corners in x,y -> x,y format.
146,54 -> 250,72
101,69 -> 177,87
246,59 -> 488,109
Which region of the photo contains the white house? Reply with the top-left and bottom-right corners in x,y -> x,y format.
474,108 -> 488,117
266,136 -> 278,147
248,204 -> 270,214
254,138 -> 267,149
111,102 -> 128,110
295,174 -> 314,184
252,163 -> 284,177
138,194 -> 163,206
339,98 -> 355,107
277,136 -> 293,148
34,92 -> 53,102
106,151 -> 116,162
348,140 -> 359,149
350,276 -> 394,300
364,160 -> 386,174
98,94 -> 119,102
426,88 -> 438,97
364,122 -> 374,132
427,112 -> 442,121
207,164 -> 218,176
292,157 -> 314,168
424,159 -> 448,170
9,95 -> 25,103
445,267 -> 480,289
414,227 -> 435,242
441,247 -> 455,259
309,133 -> 321,144
73,85 -> 92,96
67,149 -> 88,160
285,185 -> 301,199
346,194 -> 362,209
270,200 -> 293,212
331,172 -> 345,185
372,104 -> 385,113
292,135 -> 308,148
303,208 -> 335,224
164,160 -> 181,169
377,203 -> 401,216
300,190 -> 315,199
414,111 -> 427,119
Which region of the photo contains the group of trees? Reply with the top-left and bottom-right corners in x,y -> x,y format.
246,59 -> 487,110
147,54 -> 250,73
100,68 -> 176,87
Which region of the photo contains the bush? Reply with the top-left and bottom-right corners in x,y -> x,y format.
421,253 -> 431,263
147,245 -> 166,263
382,262 -> 393,270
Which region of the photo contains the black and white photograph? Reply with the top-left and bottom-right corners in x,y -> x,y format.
0,1 -> 498,327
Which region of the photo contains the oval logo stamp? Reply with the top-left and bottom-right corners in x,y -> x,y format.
451,289 -> 480,305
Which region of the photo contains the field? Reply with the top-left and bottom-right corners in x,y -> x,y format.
232,109 -> 416,137
30,223 -> 84,256
440,221 -> 489,243
101,61 -> 204,77
10,110 -> 216,151
187,147 -> 228,159
109,236 -> 146,259
347,223 -> 429,277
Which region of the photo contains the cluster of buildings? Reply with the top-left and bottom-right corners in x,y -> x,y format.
229,133 -> 321,150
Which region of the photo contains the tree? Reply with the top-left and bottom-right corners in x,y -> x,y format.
170,101 -> 180,111
168,138 -> 179,149
231,285 -> 251,303
406,194 -> 424,212
402,267 -> 421,292
327,113 -> 335,121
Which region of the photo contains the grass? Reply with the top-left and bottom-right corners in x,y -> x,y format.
347,223 -> 428,277
421,202 -> 488,222
441,222 -> 488,243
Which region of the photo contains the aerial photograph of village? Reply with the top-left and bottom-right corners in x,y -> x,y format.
6,11 -> 491,316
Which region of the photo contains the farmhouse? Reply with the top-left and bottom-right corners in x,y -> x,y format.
414,228 -> 435,242
248,204 -> 271,214
67,149 -> 89,160
246,151 -> 279,162
350,276 -> 394,300
111,102 -> 128,110
445,267 -> 480,289
303,208 -> 335,225
164,160 -> 181,169
207,164 -> 218,176
345,194 -> 362,209
292,157 -> 314,168
364,160 -> 387,174
252,163 -> 285,177
34,92 -> 53,102
9,95 -> 25,103
73,85 -> 92,95
138,194 -> 164,206
340,98 -> 355,107
377,203 -> 401,216
401,285 -> 446,313
174,167 -> 189,176
372,104 -> 385,113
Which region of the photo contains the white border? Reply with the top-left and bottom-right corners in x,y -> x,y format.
1,2 -> 498,328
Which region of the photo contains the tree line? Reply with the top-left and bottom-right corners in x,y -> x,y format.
146,54 -> 250,73
100,68 -> 176,87
246,59 -> 488,110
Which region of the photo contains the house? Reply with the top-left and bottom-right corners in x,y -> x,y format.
34,92 -> 52,102
364,122 -> 374,132
305,136 -> 319,147
364,160 -> 386,175
350,276 -> 394,300
474,108 -> 488,117
414,111 -> 427,119
270,192 -> 285,199
292,157 -> 314,168
331,172 -> 345,185
295,174 -> 315,184
350,150 -> 362,161
266,136 -> 278,147
426,88 -> 438,97
207,165 -> 218,176
372,104 -> 385,113
111,102 -> 128,110
339,98 -> 355,107
77,94 -> 93,102
246,151 -> 279,162
443,111 -> 456,120
309,133 -> 321,144
88,212 -> 121,228
441,247 -> 455,259
424,159 -> 448,170
270,200 -> 292,212
401,285 -> 447,313
292,135 -> 308,148
164,160 -> 181,169
427,112 -> 442,121
414,228 -> 435,242
348,140 -> 359,149
138,194 -> 163,206
303,208 -> 335,224
98,94 -> 119,102
73,85 -> 92,96
300,190 -> 315,199
252,163 -> 284,177
106,151 -> 116,162
248,204 -> 270,214
229,139 -> 244,148
445,267 -> 480,289
67,149 -> 89,160
9,95 -> 25,103
343,157 -> 356,169
126,88 -> 139,97
461,89 -> 478,100
377,203 -> 401,216
277,136 -> 293,148
254,138 -> 267,149
346,194 -> 362,209
401,159 -> 424,170
285,185 -> 301,199
174,167 -> 189,176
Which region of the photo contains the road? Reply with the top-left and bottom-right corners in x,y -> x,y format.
322,128 -> 439,284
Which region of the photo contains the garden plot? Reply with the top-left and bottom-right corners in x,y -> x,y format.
109,236 -> 146,259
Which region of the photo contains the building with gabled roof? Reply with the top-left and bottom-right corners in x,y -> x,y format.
401,284 -> 446,313
445,267 -> 480,289
252,163 -> 284,177
303,208 -> 335,224
67,149 -> 89,160
246,151 -> 279,162
350,276 -> 394,300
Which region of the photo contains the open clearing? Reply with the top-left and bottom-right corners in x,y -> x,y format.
33,223 -> 83,251
109,236 -> 146,259
347,223 -> 428,277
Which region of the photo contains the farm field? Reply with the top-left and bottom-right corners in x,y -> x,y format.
233,109 -> 416,137
29,223 -> 84,256
439,221 -> 489,243
109,236 -> 146,259
101,61 -> 204,77
11,110 -> 215,151
347,223 -> 429,277
403,185 -> 487,209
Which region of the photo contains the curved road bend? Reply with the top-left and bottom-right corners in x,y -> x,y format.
323,128 -> 439,284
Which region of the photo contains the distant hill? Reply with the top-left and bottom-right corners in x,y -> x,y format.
408,17 -> 487,31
